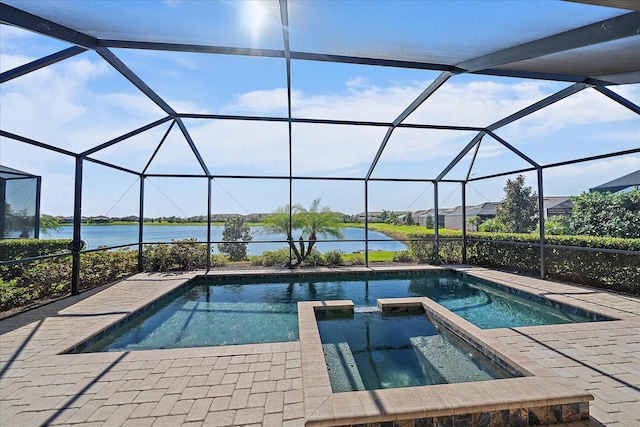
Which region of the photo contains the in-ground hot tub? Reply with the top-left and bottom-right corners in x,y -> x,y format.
316,306 -> 516,393
299,299 -> 593,427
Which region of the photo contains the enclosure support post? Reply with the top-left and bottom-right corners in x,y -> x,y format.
71,156 -> 83,296
0,180 -> 4,239
207,177 -> 212,271
34,176 -> 42,239
364,180 -> 369,267
462,182 -> 467,264
137,176 -> 144,272
537,168 -> 546,279
434,181 -> 440,265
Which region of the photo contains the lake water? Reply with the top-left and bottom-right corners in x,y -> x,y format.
44,225 -> 407,254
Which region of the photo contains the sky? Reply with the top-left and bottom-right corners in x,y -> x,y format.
1,0 -> 638,218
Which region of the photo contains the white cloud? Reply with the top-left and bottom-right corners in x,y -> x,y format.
226,88 -> 289,114
0,53 -> 36,73
499,88 -> 638,140
546,156 -> 640,190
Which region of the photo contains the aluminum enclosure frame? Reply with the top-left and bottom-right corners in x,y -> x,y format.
1,1 -> 639,294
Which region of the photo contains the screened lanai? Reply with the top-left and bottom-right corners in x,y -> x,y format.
1,0 -> 639,294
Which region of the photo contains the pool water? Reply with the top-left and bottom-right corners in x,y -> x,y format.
79,272 -> 605,352
317,311 -> 513,392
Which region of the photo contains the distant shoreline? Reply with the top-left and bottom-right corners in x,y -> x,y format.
57,222 -> 419,241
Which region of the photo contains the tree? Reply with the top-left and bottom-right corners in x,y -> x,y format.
3,204 -> 34,238
300,199 -> 344,259
218,217 -> 253,261
424,214 -> 434,229
405,212 -> 414,226
569,189 -> 640,238
261,204 -> 303,264
261,199 -> 343,265
40,214 -> 62,236
496,175 -> 539,233
385,211 -> 400,225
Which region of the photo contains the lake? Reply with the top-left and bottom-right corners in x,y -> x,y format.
44,225 -> 407,254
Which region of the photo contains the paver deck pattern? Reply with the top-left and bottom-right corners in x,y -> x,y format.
0,266 -> 638,426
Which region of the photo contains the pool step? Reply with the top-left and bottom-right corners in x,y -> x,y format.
411,334 -> 495,384
322,342 -> 366,392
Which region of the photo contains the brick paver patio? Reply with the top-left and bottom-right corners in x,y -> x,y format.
1,267 -> 638,426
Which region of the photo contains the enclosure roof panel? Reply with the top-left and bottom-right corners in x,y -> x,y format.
0,165 -> 39,179
1,0 -> 638,191
2,1 -> 639,83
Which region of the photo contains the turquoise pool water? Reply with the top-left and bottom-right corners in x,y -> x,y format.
317,311 -> 513,392
78,272 -> 608,352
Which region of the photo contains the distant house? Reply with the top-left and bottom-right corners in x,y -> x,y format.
589,170 -> 640,193
543,197 -> 573,218
356,211 -> 382,222
409,197 -> 573,231
91,216 -> 110,223
245,213 -> 270,222
211,214 -> 242,222
63,216 -> 88,223
415,208 -> 455,228
445,202 -> 499,231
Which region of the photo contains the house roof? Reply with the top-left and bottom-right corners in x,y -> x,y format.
590,170 -> 640,193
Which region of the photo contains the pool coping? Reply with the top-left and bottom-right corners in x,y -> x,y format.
2,265 -> 638,426
298,299 -> 594,426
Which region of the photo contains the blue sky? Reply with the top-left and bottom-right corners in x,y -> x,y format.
1,0 -> 638,218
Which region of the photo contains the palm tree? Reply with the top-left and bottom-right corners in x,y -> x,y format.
262,199 -> 343,265
261,204 -> 304,264
300,199 -> 344,258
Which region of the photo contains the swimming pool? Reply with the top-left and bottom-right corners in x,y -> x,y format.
76,271 -> 610,352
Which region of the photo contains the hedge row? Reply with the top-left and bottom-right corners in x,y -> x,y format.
0,240 -> 225,312
2,233 -> 638,312
407,231 -> 640,294
1,251 -> 138,312
0,239 -> 73,260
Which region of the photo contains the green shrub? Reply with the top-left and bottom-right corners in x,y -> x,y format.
1,277 -> 31,309
407,233 -> 436,263
324,250 -> 344,266
348,254 -> 365,265
0,256 -> 72,312
0,238 -> 73,260
1,239 -> 229,313
466,232 -> 639,294
438,241 -> 463,263
478,218 -> 505,233
406,233 -> 464,264
143,239 -> 207,270
210,254 -> 228,268
406,230 -> 638,293
80,250 -> 138,290
301,249 -> 323,267
252,248 -> 291,266
392,250 -> 414,263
